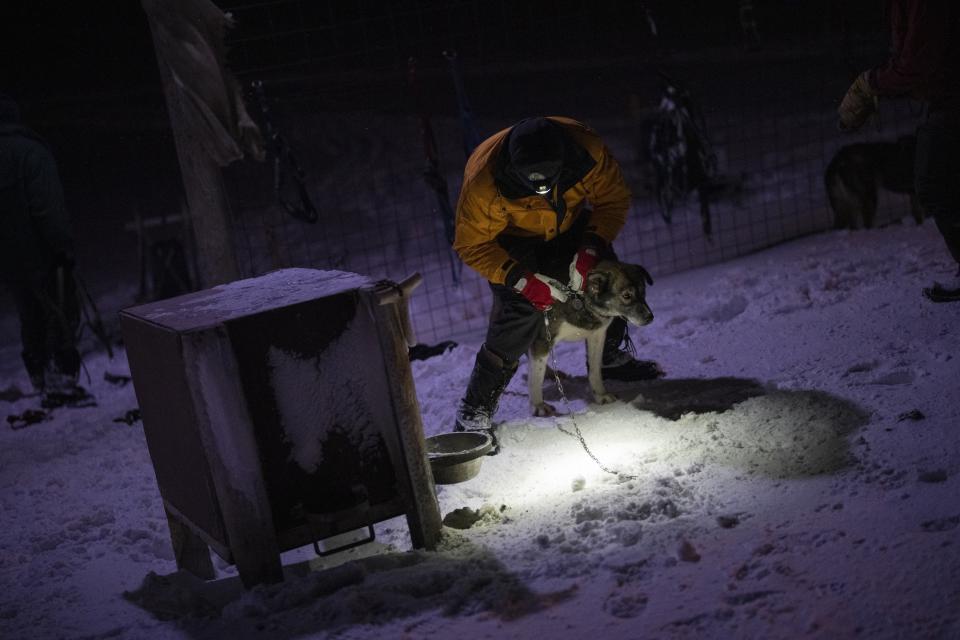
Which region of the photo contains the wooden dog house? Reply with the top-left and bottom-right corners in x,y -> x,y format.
120,268 -> 441,587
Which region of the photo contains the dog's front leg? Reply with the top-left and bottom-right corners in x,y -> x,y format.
527,350 -> 557,417
586,333 -> 616,405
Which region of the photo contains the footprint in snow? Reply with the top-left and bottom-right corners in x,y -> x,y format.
870,369 -> 915,385
700,295 -> 748,323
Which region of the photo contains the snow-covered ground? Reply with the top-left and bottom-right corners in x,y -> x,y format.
1,220 -> 958,640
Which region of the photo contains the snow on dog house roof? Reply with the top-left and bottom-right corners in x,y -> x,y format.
122,268 -> 374,333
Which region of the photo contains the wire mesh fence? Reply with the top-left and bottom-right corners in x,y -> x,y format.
218,0 -> 921,344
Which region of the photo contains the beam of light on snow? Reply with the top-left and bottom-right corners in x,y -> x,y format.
503,422 -> 653,507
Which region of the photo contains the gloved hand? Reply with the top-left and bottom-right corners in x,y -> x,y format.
568,247 -> 599,292
838,71 -> 877,132
514,271 -> 568,311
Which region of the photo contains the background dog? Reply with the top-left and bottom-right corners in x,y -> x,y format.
526,260 -> 655,417
825,134 -> 922,229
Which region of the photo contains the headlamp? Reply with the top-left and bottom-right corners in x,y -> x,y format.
527,172 -> 555,195
514,161 -> 561,196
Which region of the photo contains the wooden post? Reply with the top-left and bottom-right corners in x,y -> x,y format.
142,2 -> 239,288
365,283 -> 443,551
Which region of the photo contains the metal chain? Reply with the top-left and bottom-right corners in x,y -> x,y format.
543,315 -> 638,481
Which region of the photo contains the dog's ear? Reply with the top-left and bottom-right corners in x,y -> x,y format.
586,269 -> 609,297
623,263 -> 654,286
637,264 -> 654,286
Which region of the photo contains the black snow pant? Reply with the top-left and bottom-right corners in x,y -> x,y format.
914,108 -> 960,266
9,266 -> 81,388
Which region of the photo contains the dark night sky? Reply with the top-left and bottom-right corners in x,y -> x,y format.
0,0 -> 890,294
3,2 -> 158,102
2,0 -> 886,103
2,3 -> 182,292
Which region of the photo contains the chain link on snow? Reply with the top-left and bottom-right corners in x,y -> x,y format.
543,315 -> 639,481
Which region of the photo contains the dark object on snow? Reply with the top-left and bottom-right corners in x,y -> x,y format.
7,408 -> 49,430
104,371 -> 133,387
717,514 -> 741,529
921,514 -> 960,533
426,431 -> 494,484
602,358 -> 665,381
922,281 -> 960,303
896,409 -> 926,422
122,571 -> 221,621
825,135 -> 922,230
408,340 -> 457,361
918,469 -> 948,483
41,385 -> 96,409
642,73 -> 717,237
678,539 -> 701,562
0,385 -> 29,402
113,408 -> 142,425
442,506 -> 484,530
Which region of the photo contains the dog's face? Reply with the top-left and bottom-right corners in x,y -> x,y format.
585,261 -> 654,326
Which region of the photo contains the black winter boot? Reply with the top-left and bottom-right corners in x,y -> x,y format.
922,265 -> 960,302
600,318 -> 665,381
455,345 -> 518,453
21,351 -> 47,393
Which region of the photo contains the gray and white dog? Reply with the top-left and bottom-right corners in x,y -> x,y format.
527,260 -> 655,416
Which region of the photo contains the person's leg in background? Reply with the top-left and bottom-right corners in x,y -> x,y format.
915,110 -> 960,302
11,282 -> 49,392
599,316 -> 665,380
44,264 -> 82,390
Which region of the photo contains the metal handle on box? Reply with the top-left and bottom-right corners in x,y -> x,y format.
312,525 -> 376,557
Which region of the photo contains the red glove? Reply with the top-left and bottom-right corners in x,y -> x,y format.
514,272 -> 569,311
568,247 -> 599,292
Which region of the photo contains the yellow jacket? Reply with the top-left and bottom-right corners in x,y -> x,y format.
453,116 -> 631,285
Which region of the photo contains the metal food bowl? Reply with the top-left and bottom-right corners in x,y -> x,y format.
425,432 -> 493,485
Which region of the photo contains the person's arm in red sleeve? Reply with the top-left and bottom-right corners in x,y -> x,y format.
869,0 -> 951,96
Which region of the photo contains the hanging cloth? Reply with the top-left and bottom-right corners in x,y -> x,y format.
142,0 -> 265,166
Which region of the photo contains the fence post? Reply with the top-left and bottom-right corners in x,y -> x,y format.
142,2 -> 240,288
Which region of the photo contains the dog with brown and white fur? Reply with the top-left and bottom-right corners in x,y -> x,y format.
527,260 -> 655,417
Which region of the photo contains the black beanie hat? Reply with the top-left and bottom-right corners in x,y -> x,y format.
509,117 -> 565,171
508,118 -> 566,194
